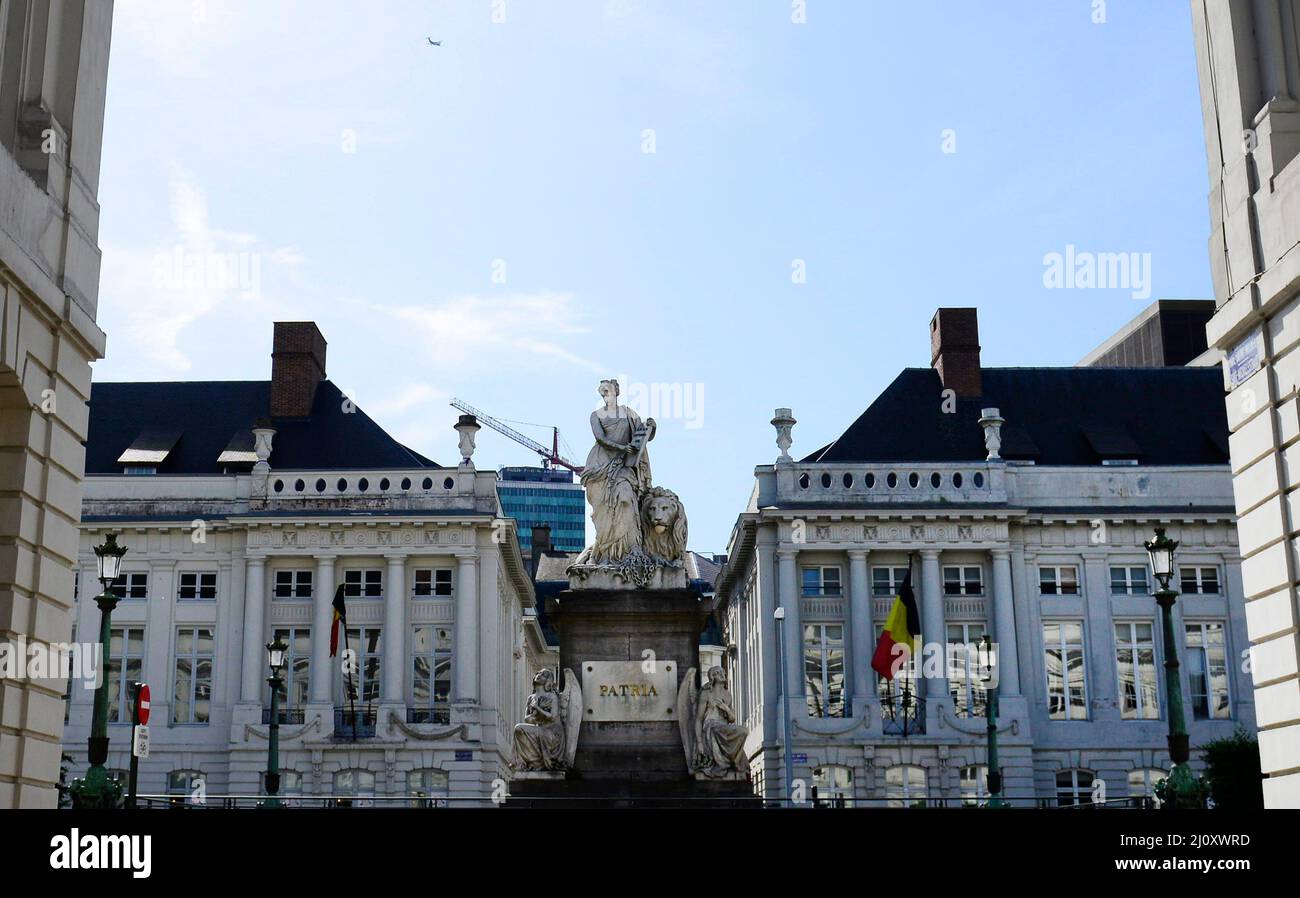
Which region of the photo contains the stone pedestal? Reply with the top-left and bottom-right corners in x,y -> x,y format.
508,587 -> 755,806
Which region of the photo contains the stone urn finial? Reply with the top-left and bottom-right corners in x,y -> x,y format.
454,414 -> 481,465
250,419 -> 276,498
771,408 -> 796,463
978,408 -> 1005,461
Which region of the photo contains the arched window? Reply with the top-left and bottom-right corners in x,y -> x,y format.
959,765 -> 988,807
407,768 -> 450,808
885,764 -> 927,808
167,770 -> 205,805
812,765 -> 854,807
1127,768 -> 1167,807
1055,769 -> 1094,807
333,768 -> 376,807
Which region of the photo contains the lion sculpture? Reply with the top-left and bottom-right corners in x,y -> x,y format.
641,486 -> 687,566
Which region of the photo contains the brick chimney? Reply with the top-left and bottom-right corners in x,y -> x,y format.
529,523 -> 553,580
270,322 -> 327,418
930,308 -> 982,398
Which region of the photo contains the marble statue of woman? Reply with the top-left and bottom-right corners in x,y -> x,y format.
693,667 -> 750,778
571,379 -> 655,567
511,669 -> 566,771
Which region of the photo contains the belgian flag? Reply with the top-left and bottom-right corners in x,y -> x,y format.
329,584 -> 347,657
871,568 -> 920,680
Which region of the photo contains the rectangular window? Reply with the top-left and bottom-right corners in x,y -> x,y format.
177,571 -> 217,601
1186,621 -> 1231,720
803,624 -> 845,718
273,569 -> 313,600
801,566 -> 842,597
1038,566 -> 1079,595
341,627 -> 382,705
1109,566 -> 1149,596
413,568 -> 453,597
1043,621 -> 1087,720
110,572 -> 149,600
942,566 -> 983,596
871,566 -> 909,598
107,627 -> 145,723
271,627 -> 311,709
344,569 -> 383,599
1180,566 -> 1221,595
947,622 -> 988,718
1114,621 -> 1159,720
173,627 -> 214,724
411,625 -> 453,724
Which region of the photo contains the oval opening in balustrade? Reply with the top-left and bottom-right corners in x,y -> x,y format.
337,478 -> 348,492
294,479 -> 305,493
865,472 -> 876,489
315,479 -> 327,493
973,472 -> 985,488
843,473 -> 853,488
953,472 -> 963,489
401,477 -> 412,491
422,477 -> 433,490
799,473 -> 810,489
820,472 -> 832,488
886,472 -> 898,489
273,480 -> 284,493
908,472 -> 920,489
443,477 -> 454,490
358,478 -> 369,492
930,472 -> 941,488
379,478 -> 390,491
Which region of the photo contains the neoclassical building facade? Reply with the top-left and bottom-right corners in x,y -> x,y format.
0,0 -> 113,808
62,322 -> 553,804
716,309 -> 1256,806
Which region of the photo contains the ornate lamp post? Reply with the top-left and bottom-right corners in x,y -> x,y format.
773,606 -> 796,806
70,533 -> 129,808
263,636 -> 288,808
1144,527 -> 1206,808
980,635 -> 1006,808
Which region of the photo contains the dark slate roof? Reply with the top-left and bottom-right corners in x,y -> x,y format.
804,368 -> 1229,466
86,380 -> 437,474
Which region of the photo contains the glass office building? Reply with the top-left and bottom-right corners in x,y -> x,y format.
496,467 -> 586,554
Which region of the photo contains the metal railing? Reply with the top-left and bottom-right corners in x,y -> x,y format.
406,707 -> 449,725
880,694 -> 926,735
261,707 -> 305,725
332,707 -> 377,738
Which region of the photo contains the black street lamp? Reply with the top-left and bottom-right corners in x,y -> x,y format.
263,636 -> 288,808
69,533 -> 129,808
1143,527 -> 1207,808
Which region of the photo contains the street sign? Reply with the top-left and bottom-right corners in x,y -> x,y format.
792,753 -> 808,763
454,750 -> 472,762
132,725 -> 150,759
135,684 -> 151,726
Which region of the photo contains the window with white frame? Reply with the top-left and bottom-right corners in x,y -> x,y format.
803,624 -> 845,718
885,765 -> 928,808
943,565 -> 983,596
273,569 -> 313,600
1110,565 -> 1149,596
168,770 -> 205,798
1128,768 -> 1167,806
947,622 -> 988,718
177,571 -> 217,601
410,625 -> 452,723
876,623 -> 919,711
801,566 -> 842,597
407,768 -> 450,808
333,769 -> 376,806
270,627 -> 311,709
107,627 -> 145,723
812,765 -> 854,807
871,566 -> 910,598
172,627 -> 214,724
1055,769 -> 1094,806
1114,621 -> 1159,720
413,568 -> 453,597
340,627 -> 382,706
1043,621 -> 1087,720
110,572 -> 148,600
1186,621 -> 1231,720
279,770 -> 304,807
344,569 -> 383,599
1180,566 -> 1220,595
1038,565 -> 1079,595
959,765 -> 989,807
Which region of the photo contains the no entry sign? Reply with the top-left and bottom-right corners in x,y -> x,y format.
135,684 -> 151,726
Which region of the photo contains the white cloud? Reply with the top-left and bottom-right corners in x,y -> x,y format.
378,291 -> 606,374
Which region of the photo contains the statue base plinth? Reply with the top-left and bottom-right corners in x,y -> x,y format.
510,770 -> 568,782
693,770 -> 749,783
566,564 -> 687,591
506,775 -> 758,808
526,586 -> 753,805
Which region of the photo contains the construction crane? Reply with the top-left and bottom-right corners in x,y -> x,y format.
449,398 -> 583,474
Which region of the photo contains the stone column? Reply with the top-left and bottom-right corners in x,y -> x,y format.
309,554 -> 336,703
990,548 -> 1021,695
240,556 -> 267,703
919,549 -> 948,703
453,554 -> 479,703
1081,551 -> 1120,721
777,548 -> 803,715
382,554 -> 406,703
848,549 -> 875,714
734,594 -> 750,721
755,538 -> 779,743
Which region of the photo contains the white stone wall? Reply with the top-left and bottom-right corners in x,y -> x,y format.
1192,0 -> 1300,807
0,0 -> 111,809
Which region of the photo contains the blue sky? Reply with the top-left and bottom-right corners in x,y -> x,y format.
96,0 -> 1214,551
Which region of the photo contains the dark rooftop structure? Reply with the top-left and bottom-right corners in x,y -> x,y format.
1078,299 -> 1216,368
85,322 -> 436,475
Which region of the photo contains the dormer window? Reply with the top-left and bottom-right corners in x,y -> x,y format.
117,429 -> 180,473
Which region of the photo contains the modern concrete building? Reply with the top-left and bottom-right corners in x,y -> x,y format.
63,322 -> 554,805
715,308 -> 1253,806
496,466 -> 585,555
1190,1 -> 1300,808
0,0 -> 112,809
1078,299 -> 1217,368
